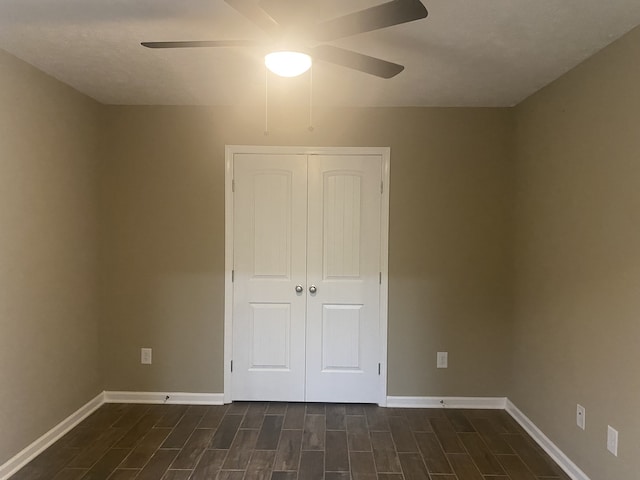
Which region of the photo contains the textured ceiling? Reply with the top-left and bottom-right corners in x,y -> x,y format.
0,0 -> 639,107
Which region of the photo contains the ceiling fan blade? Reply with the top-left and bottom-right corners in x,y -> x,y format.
141,40 -> 261,49
314,0 -> 428,42
259,0 -> 311,27
311,45 -> 404,79
224,0 -> 281,37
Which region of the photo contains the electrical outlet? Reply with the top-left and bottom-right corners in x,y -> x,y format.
437,351 -> 448,368
141,348 -> 152,365
607,426 -> 618,456
576,404 -> 586,430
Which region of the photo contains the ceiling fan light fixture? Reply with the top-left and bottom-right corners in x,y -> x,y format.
265,51 -> 312,77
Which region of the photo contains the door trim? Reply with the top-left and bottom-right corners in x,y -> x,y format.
224,145 -> 390,405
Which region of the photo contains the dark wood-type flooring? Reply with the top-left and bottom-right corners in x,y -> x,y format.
10,402 -> 571,480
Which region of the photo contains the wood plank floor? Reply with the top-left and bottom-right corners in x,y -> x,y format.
10,403 -> 571,480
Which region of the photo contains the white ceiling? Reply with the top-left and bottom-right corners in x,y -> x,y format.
1,0 -> 639,107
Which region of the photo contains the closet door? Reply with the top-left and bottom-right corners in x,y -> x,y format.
232,153 -> 307,401
231,150 -> 384,404
305,154 -> 382,402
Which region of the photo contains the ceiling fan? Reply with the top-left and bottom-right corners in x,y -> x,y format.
141,0 -> 428,79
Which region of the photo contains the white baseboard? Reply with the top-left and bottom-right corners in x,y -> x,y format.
386,396 -> 507,409
104,391 -> 224,405
506,399 -> 590,480
0,392 -> 105,480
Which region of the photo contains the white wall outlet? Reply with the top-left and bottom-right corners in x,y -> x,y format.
141,348 -> 152,365
576,404 -> 586,430
437,351 -> 448,368
607,425 -> 619,456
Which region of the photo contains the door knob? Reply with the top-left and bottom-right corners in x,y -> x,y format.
309,285 -> 317,294
295,285 -> 304,293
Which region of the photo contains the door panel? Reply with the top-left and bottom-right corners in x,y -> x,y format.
232,154 -> 307,401
249,303 -> 291,370
252,172 -> 292,277
323,174 -> 362,278
306,155 -> 382,402
321,304 -> 363,371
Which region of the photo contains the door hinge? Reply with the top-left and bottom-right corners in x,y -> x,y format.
230,360 -> 233,372
379,272 -> 382,284
380,181 -> 384,194
232,270 -> 234,282
378,363 -> 381,375
232,179 -> 235,192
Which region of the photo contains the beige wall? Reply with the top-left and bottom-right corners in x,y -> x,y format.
512,26 -> 640,479
99,105 -> 515,397
0,50 -> 102,464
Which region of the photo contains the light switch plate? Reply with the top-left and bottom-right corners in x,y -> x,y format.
437,351 -> 448,368
141,348 -> 152,365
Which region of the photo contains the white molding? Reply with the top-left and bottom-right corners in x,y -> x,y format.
386,396 -> 507,409
378,147 -> 390,407
224,145 -> 391,156
223,145 -> 234,404
506,400 -> 590,480
224,145 -> 390,404
103,391 -> 224,405
0,392 -> 105,480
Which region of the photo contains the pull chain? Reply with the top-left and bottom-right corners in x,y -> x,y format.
264,67 -> 269,136
308,65 -> 314,132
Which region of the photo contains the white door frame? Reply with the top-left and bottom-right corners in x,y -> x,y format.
223,145 -> 391,406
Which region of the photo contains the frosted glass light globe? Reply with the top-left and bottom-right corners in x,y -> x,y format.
265,51 -> 312,77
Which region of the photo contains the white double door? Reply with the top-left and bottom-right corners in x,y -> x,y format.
231,150 -> 384,403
